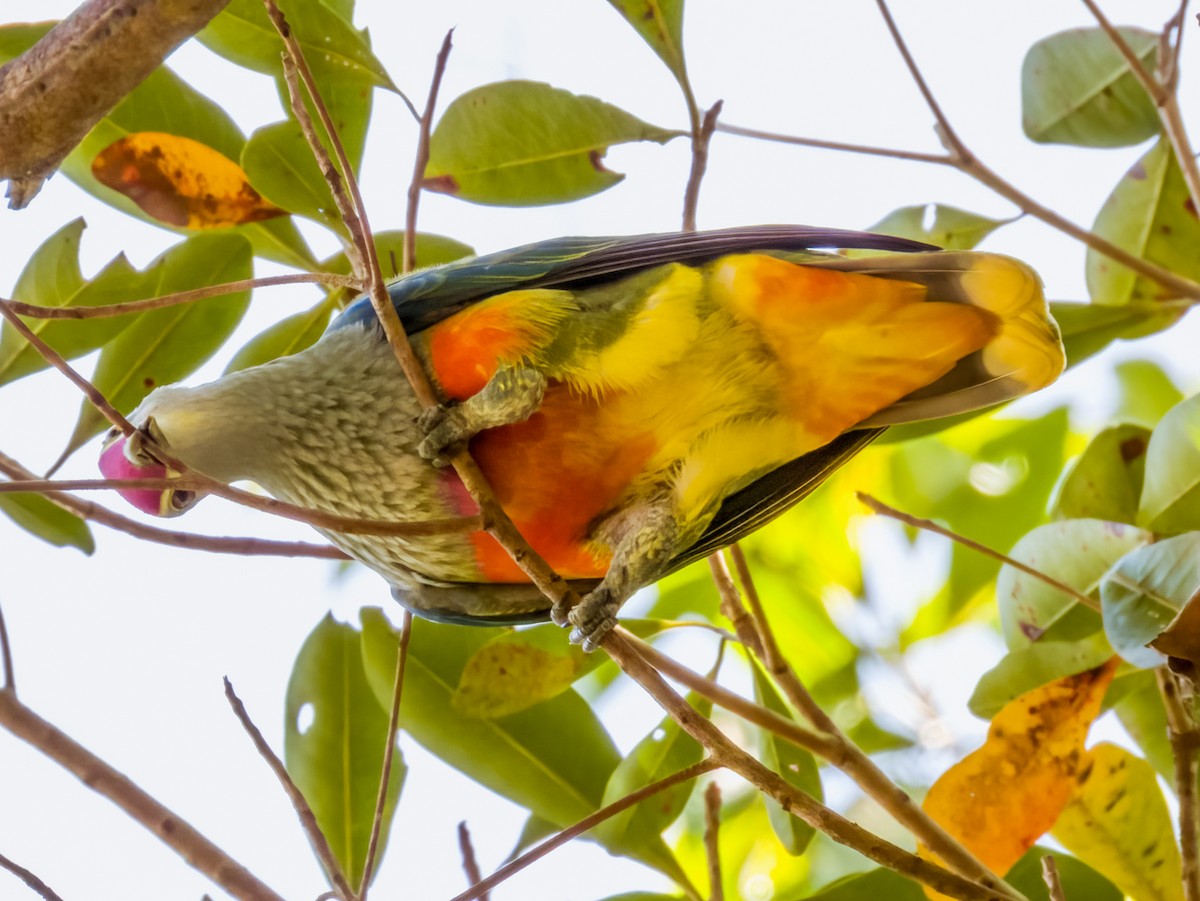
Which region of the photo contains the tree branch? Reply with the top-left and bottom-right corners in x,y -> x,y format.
0,850 -> 65,901
404,31 -> 454,274
0,689 -> 285,901
703,782 -> 723,901
1159,667 -> 1200,901
0,0 -> 232,207
455,823 -> 487,901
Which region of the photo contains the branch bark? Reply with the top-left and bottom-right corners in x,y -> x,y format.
0,0 -> 232,208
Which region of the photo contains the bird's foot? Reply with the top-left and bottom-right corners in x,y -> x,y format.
417,404 -> 468,466
567,586 -> 620,653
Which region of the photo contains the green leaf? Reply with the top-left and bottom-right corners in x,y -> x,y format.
1022,26 -> 1160,147
424,81 -> 683,206
0,23 -> 52,63
1112,359 -> 1185,428
1052,424 -> 1149,524
593,689 -> 708,856
804,868 -> 926,900
198,0 -> 387,169
0,493 -> 94,554
606,0 -> 687,84
358,610 -> 679,878
0,219 -> 138,386
242,121 -> 343,228
969,633 -> 1113,719
1087,138 -> 1200,305
285,614 -> 404,889
1139,393 -> 1200,532
453,627 -> 587,718
1053,742 -> 1184,901
1005,846 -> 1123,901
865,204 -> 1012,250
750,660 -> 821,854
321,230 -> 476,280
996,519 -> 1150,649
1109,670 -> 1175,785
224,296 -> 337,373
63,234 -> 253,458
1100,531 -> 1200,667
1050,300 -> 1185,365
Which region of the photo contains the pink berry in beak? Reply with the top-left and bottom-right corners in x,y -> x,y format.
99,433 -> 170,516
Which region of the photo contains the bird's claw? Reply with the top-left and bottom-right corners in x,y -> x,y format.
566,587 -> 619,652
417,404 -> 468,466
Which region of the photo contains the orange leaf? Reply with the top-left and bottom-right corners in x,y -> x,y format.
919,659 -> 1117,899
92,132 -> 285,229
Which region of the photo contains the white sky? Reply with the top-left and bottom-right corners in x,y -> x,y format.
1,2 -> 1196,900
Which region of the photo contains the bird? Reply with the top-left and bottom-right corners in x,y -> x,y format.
98,225 -> 1065,650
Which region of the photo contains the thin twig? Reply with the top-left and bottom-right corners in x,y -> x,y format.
405,31 -> 454,274
601,630 -> 1009,901
1081,0 -> 1200,222
714,122 -> 952,164
0,691 -> 285,901
0,477 -> 481,539
264,0 -> 577,619
1040,854 -> 1067,901
681,100 -> 723,232
456,823 -> 487,901
222,678 -> 355,901
0,599 -> 13,696
857,493 -> 1101,614
707,551 -> 761,653
0,449 -> 346,559
448,758 -> 718,901
0,850 -> 65,901
357,610 -> 412,899
1162,0 -> 1190,90
703,782 -> 723,901
4,273 -> 360,320
1159,667 -> 1200,901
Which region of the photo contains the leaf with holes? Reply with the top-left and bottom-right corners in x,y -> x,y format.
1087,138 -> 1200,305
1053,743 -> 1183,901
1100,531 -> 1200,668
1022,26 -> 1160,147
424,81 -> 683,205
996,519 -> 1149,649
286,614 -> 404,889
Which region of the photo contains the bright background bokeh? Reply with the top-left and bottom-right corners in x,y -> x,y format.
0,2 -> 1196,899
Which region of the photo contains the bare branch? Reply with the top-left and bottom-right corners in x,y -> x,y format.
681,100 -> 723,233
4,274 -> 360,321
222,678 -> 355,901
858,493 -> 1101,614
357,610 -> 412,899
707,551 -> 761,653
0,449 -> 346,559
1040,854 -> 1067,901
601,630 -> 1012,901
715,122 -> 952,164
703,782 -> 723,901
405,31 -> 454,274
456,823 -> 487,901
0,599 -> 13,696
0,850 -> 65,901
0,690 -> 285,901
448,758 -> 718,901
0,0 -> 232,207
1159,667 -> 1200,901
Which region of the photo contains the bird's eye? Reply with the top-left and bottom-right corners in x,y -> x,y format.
170,490 -> 196,511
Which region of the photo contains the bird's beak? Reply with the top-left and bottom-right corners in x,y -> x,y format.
98,430 -> 175,516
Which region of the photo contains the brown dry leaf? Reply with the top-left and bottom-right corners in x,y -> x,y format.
92,132 -> 286,229
919,659 -> 1117,900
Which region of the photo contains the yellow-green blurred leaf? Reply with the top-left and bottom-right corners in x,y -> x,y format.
866,204 -> 1012,250
969,632 -> 1113,719
0,492 -> 94,554
1053,742 -> 1183,901
1052,424 -> 1149,524
1139,393 -> 1200,532
607,0 -> 687,83
224,296 -> 337,374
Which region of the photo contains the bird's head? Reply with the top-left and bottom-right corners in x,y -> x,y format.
99,418 -> 201,517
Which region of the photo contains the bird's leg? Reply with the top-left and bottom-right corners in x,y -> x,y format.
557,496 -> 682,651
417,365 -> 547,465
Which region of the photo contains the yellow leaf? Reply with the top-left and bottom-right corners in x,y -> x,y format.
452,632 -> 583,718
1053,742 -> 1184,901
92,132 -> 286,229
919,660 -> 1117,899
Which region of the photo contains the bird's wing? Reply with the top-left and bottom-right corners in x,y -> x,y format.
330,225 -> 934,334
